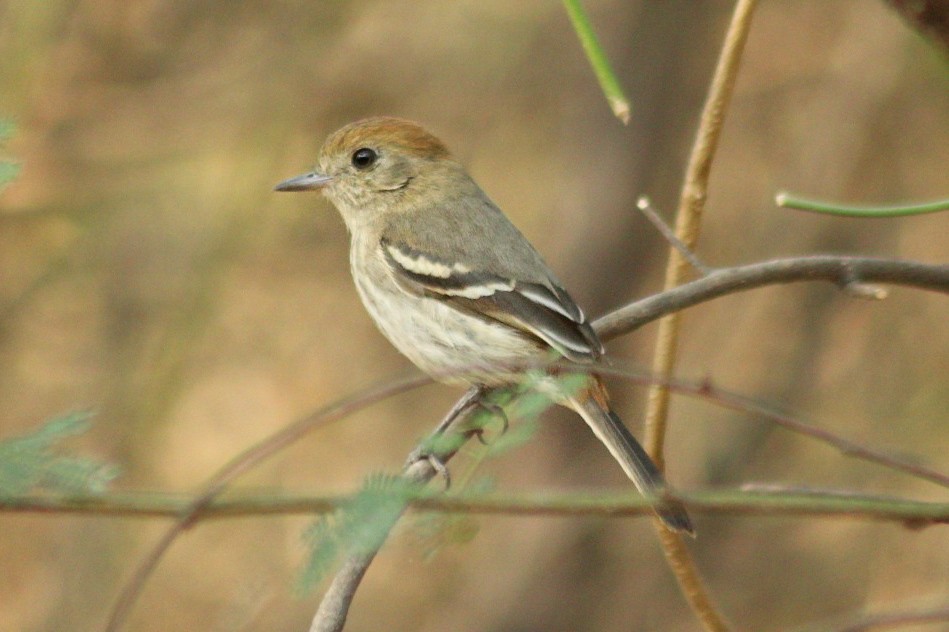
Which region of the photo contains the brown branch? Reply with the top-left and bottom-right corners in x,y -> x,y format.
644,0 -> 758,464
642,1 -> 757,630
309,393 -> 481,632
635,197 -> 713,275
587,367 -> 949,489
594,256 -> 949,340
834,606 -> 949,632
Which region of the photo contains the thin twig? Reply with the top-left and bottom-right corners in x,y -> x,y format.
699,382 -> 949,488
6,490 -> 948,524
642,1 -> 758,630
645,0 -> 757,472
590,366 -> 949,489
7,355 -> 948,523
834,607 -> 949,632
636,196 -> 714,276
793,603 -> 949,632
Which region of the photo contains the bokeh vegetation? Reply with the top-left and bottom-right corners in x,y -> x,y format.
1,2 -> 946,631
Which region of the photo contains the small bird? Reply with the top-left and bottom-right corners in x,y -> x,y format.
275,117 -> 693,534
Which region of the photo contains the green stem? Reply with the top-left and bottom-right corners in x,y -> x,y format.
4,489 -> 946,524
776,192 -> 949,217
561,0 -> 631,123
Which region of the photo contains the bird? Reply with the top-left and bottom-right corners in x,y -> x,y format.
275,116 -> 693,535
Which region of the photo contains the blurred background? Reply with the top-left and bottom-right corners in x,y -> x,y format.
1,1 -> 947,630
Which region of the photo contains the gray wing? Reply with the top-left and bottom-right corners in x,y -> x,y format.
381,238 -> 604,363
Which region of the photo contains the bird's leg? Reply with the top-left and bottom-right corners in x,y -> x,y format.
467,399 -> 509,445
420,453 -> 452,490
404,385 -> 514,487
431,385 -> 486,437
404,386 -> 486,487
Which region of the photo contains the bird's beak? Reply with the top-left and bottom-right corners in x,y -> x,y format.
273,171 -> 333,192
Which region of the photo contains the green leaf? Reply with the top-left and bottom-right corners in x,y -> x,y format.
298,473 -> 422,591
0,413 -> 119,497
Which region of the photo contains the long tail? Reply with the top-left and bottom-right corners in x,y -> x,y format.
566,381 -> 694,536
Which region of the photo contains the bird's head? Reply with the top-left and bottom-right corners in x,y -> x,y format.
275,117 -> 470,229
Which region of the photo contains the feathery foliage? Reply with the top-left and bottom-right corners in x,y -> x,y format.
0,413 -> 119,497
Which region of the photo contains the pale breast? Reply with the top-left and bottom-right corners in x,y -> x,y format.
349,238 -> 543,385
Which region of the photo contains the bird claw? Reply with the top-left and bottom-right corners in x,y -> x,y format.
479,400 -> 509,435
403,388 -> 508,489
405,448 -> 452,490
470,427 -> 489,446
425,453 -> 451,490
468,400 -> 509,445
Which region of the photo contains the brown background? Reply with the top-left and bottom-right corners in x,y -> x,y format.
1,1 -> 947,631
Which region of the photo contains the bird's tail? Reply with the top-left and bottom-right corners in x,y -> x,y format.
565,380 -> 694,536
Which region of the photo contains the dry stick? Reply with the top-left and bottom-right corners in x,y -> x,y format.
641,1 -> 758,631
309,459 -> 428,632
310,390 -> 483,632
310,255 -> 948,632
7,280 -> 949,523
103,374 -> 433,632
645,0 -> 756,464
408,490 -> 949,524
9,353 -> 935,521
636,197 -> 714,276
594,256 -> 949,339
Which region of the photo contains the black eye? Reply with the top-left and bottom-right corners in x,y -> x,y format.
351,147 -> 377,169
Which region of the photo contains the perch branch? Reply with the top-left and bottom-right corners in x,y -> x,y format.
309,390 -> 485,632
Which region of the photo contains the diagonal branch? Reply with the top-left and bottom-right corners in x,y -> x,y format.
310,392 -> 484,632
594,255 -> 949,340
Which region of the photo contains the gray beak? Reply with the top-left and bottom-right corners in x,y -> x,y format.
274,171 -> 333,192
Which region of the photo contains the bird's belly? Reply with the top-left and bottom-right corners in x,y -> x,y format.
353,274 -> 542,385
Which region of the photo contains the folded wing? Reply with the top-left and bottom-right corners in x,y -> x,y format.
382,238 -> 603,363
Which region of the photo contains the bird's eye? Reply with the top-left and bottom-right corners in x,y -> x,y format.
351,147 -> 378,170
